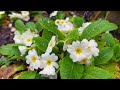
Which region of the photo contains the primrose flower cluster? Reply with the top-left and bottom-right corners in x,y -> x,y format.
55,17 -> 99,65
55,17 -> 74,33
67,39 -> 99,65
13,29 -> 58,78
9,11 -> 30,21
13,14 -> 100,79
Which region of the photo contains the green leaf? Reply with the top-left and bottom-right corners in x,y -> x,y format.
80,20 -> 118,40
98,62 -> 118,78
56,11 -> 65,19
112,44 -> 120,62
60,56 -> 84,79
38,18 -> 65,40
15,19 -> 26,34
42,29 -> 55,41
18,71 -> 37,79
65,28 -> 79,41
26,22 -> 35,31
0,58 -> 12,66
35,20 -> 42,32
0,44 -> 21,57
97,41 -> 106,50
83,66 -> 114,79
95,47 -> 114,65
72,16 -> 85,28
35,73 -> 47,79
101,33 -> 116,47
33,36 -> 49,52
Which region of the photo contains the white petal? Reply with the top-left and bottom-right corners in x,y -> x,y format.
51,53 -> 58,61
18,46 -> 27,56
39,66 -> 55,75
63,43 -> 68,51
52,62 -> 59,69
50,11 -> 58,17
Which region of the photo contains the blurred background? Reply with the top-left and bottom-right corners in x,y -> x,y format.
0,11 -> 120,46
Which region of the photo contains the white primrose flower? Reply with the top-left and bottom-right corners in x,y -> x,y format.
78,22 -> 91,35
39,53 -> 59,76
81,39 -> 99,57
50,11 -> 58,17
13,31 -> 22,44
21,11 -> 30,21
26,49 -> 41,71
21,15 -> 30,21
45,36 -> 56,54
9,12 -> 22,19
22,29 -> 35,46
0,11 -> 5,14
55,18 -> 74,33
67,40 -> 90,62
9,11 -> 30,21
18,46 -> 27,56
21,11 -> 29,16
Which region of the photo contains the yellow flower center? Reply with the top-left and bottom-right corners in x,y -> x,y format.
32,56 -> 37,62
17,36 -> 21,40
81,59 -> 88,64
75,48 -> 82,54
49,42 -> 52,47
87,46 -> 91,50
26,38 -> 32,42
55,20 -> 60,25
60,20 -> 65,24
46,60 -> 52,66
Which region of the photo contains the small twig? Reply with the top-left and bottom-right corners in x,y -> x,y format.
105,11 -> 110,20
92,11 -> 102,21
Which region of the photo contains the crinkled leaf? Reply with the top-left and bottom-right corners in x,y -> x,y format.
38,18 -> 65,40
83,66 -> 114,79
65,28 -> 79,41
35,73 -> 47,79
0,44 -> 21,57
26,22 -> 35,32
72,16 -> 85,28
101,33 -> 116,47
95,47 -> 114,65
33,36 -> 49,52
98,62 -> 119,78
112,44 -> 120,62
0,58 -> 12,66
18,71 -> 37,79
60,56 -> 84,79
42,29 -> 55,41
97,41 -> 106,50
35,20 -> 42,32
80,20 -> 118,40
56,11 -> 65,19
15,19 -> 26,34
